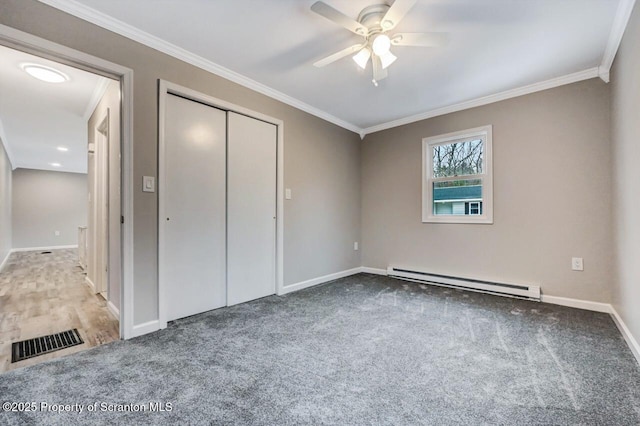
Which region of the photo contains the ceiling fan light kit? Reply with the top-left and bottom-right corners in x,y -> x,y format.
311,0 -> 449,86
353,47 -> 372,69
371,34 -> 391,56
379,50 -> 397,69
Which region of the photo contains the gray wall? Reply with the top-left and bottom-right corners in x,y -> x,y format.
0,139 -> 11,266
611,3 -> 640,349
12,168 -> 87,249
0,0 -> 362,325
362,78 -> 612,302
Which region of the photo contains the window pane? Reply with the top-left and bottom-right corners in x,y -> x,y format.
433,179 -> 482,216
432,138 -> 483,178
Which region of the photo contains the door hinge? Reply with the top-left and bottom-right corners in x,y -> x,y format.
121,216 -> 124,224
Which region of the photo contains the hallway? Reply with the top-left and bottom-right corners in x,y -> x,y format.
0,249 -> 118,372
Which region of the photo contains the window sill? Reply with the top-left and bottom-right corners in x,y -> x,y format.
422,215 -> 493,224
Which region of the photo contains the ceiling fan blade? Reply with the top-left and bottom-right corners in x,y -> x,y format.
313,44 -> 365,67
372,55 -> 388,85
311,1 -> 367,36
390,33 -> 450,47
380,0 -> 417,31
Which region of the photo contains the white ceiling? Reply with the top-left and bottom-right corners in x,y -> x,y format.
48,0 -> 622,134
0,44 -> 111,173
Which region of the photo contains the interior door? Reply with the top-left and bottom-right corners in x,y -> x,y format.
163,94 -> 227,321
97,115 -> 109,297
227,112 -> 277,306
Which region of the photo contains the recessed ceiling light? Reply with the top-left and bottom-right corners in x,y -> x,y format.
21,63 -> 69,83
50,162 -> 62,167
57,146 -> 69,152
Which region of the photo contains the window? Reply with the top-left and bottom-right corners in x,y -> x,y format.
422,125 -> 493,223
468,202 -> 481,215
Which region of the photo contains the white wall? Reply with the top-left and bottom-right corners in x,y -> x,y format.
0,139 -> 11,268
362,78 -> 612,303
611,2 -> 640,349
12,168 -> 87,249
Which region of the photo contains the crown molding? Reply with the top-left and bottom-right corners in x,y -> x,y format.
599,0 -> 637,81
38,0 -> 362,135
0,118 -> 16,170
38,0 -> 620,140
82,76 -> 111,121
362,67 -> 600,136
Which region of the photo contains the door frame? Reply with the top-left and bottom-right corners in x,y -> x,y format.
158,80 -> 284,329
95,111 -> 110,296
0,24 -> 135,339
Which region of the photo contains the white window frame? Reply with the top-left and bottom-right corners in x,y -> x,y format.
469,201 -> 481,215
422,125 -> 493,224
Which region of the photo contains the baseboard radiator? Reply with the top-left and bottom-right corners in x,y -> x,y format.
387,266 -> 541,301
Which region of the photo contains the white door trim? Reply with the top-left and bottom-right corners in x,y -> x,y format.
158,80 -> 285,329
0,24 -> 135,339
92,110 -> 110,296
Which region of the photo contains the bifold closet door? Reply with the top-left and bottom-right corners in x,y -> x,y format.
227,112 -> 277,306
163,94 -> 227,321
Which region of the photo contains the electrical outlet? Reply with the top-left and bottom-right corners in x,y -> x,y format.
354,242 -> 359,251
54,230 -> 60,236
571,257 -> 584,271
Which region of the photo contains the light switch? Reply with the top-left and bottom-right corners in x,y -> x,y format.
285,188 -> 292,200
143,176 -> 155,193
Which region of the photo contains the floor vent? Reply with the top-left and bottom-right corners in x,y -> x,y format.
12,329 -> 84,363
387,266 -> 541,301
40,251 -> 52,254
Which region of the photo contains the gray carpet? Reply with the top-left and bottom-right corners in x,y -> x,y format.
1,273 -> 639,425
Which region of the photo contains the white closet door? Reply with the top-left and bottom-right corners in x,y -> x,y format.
227,112 -> 277,306
163,94 -> 227,321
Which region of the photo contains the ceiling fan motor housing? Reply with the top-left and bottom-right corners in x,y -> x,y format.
357,4 -> 392,37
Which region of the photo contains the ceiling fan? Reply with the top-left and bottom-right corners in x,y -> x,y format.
311,0 -> 449,86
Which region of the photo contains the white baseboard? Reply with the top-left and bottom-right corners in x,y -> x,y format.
279,267 -> 362,295
118,263 -> 640,366
11,244 -> 78,252
0,251 -> 11,272
368,269 -> 638,365
107,300 -> 120,319
130,320 -> 161,338
361,267 -> 387,275
540,294 -> 611,313
85,276 -> 96,292
609,305 -> 640,366
531,294 -> 639,366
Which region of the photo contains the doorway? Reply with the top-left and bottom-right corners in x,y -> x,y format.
0,44 -> 121,370
0,25 -> 135,371
0,23 -> 134,339
158,81 -> 284,327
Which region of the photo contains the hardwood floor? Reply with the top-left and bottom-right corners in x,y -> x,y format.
0,248 -> 119,373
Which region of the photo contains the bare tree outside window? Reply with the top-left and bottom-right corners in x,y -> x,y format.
432,139 -> 483,181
